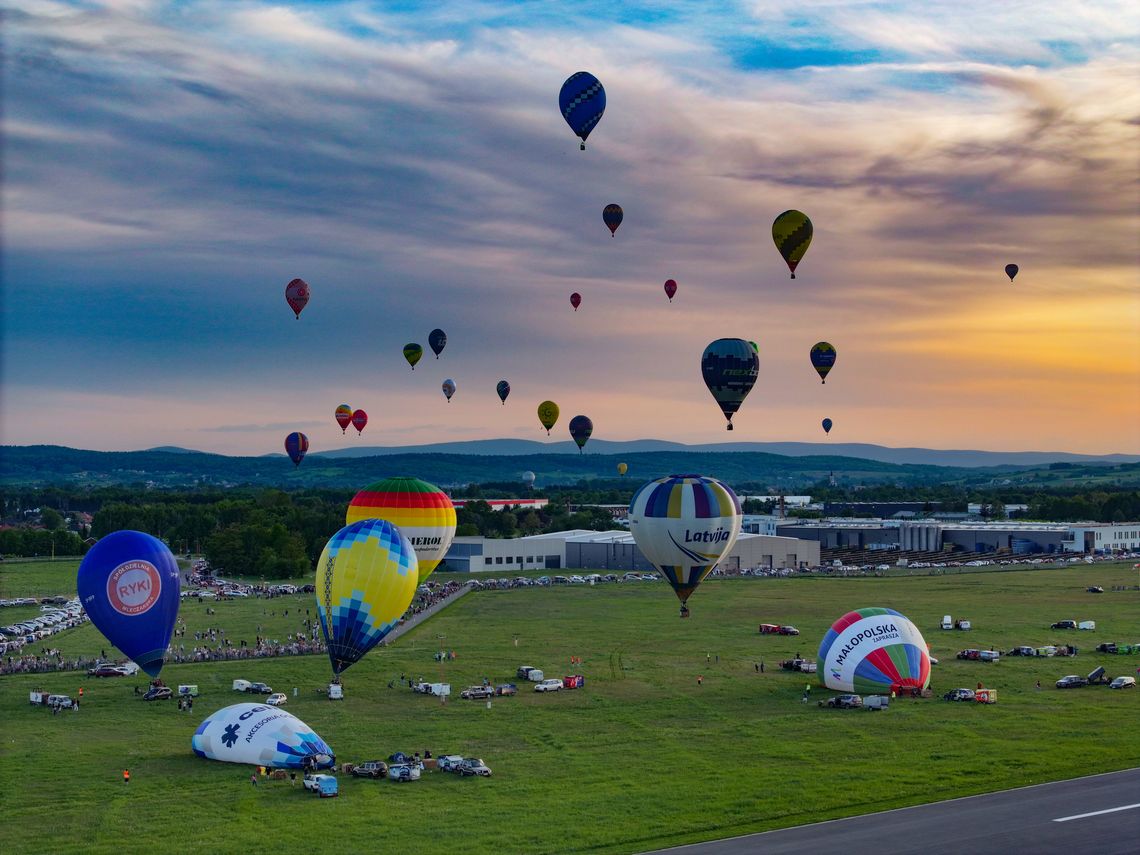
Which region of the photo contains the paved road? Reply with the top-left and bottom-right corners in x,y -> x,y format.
651,767 -> 1140,855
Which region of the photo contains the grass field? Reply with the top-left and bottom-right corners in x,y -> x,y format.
1,561 -> 1138,854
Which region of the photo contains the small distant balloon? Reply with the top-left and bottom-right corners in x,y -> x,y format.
603,204 -> 623,236
522,471 -> 536,488
285,278 -> 310,319
442,378 -> 456,402
569,415 -> 593,454
701,338 -> 759,431
617,462 -> 628,477
403,343 -> 423,370
810,342 -> 837,384
664,279 -> 677,302
570,292 -> 582,311
496,380 -> 511,405
822,418 -> 833,435
537,401 -> 559,435
285,432 -> 309,466
429,329 -> 447,359
1005,264 -> 1019,282
334,404 -> 353,434
351,410 -> 368,435
559,71 -> 606,150
772,210 -> 813,279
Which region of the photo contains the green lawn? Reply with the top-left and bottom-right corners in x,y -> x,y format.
0,562 -> 1137,854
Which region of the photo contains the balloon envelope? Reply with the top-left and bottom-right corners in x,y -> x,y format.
335,404 -> 353,434
569,415 -> 593,452
822,418 -> 833,435
772,210 -> 813,278
559,71 -> 606,149
429,328 -> 447,358
76,531 -> 181,678
442,378 -> 456,401
285,432 -> 309,466
192,703 -> 334,770
628,475 -> 742,612
496,380 -> 511,404
285,278 -> 310,319
810,341 -> 837,384
603,204 -> 623,235
315,519 -> 418,676
1005,263 -> 1019,281
403,343 -> 423,369
617,462 -> 628,476
346,477 -> 457,584
701,338 -> 759,430
522,471 -> 536,487
818,607 -> 931,694
537,401 -> 559,434
351,409 -> 368,435
570,292 -> 581,311
664,279 -> 677,302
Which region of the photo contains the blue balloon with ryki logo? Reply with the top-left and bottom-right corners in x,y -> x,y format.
77,530 -> 181,678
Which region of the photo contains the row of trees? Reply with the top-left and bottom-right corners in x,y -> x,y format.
0,528 -> 87,558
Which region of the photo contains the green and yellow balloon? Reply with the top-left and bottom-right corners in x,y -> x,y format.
772,210 -> 813,279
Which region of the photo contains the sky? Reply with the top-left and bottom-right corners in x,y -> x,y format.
3,0 -> 1139,457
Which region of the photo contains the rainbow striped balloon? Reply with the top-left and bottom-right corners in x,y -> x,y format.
346,477 -> 457,584
628,474 -> 741,614
818,607 -> 931,694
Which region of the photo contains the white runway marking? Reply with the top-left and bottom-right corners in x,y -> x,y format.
1053,803 -> 1140,823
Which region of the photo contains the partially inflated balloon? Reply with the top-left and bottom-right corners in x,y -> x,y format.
403,343 -> 423,370
822,418 -> 833,435
192,703 -> 334,770
496,380 -> 511,405
603,204 -> 623,236
819,608 -> 931,694
315,519 -> 418,676
569,415 -> 593,453
442,378 -> 456,402
346,477 -> 457,584
570,292 -> 581,311
617,462 -> 628,477
628,475 -> 742,617
285,278 -> 310,319
335,404 -> 353,435
1005,264 -> 1019,282
772,210 -> 813,279
701,339 -> 759,431
559,71 -> 606,150
77,531 -> 181,677
538,401 -> 559,435
429,329 -> 447,359
810,341 -> 837,384
664,279 -> 677,302
351,409 -> 368,435
285,432 -> 309,466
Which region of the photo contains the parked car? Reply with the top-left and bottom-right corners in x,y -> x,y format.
438,755 -> 465,773
494,684 -> 518,696
248,682 -> 273,694
516,665 -> 538,679
460,685 -> 493,700
1086,586 -> 1104,593
979,650 -> 1001,662
1096,643 -> 1118,654
143,686 -> 173,701
303,774 -> 338,797
823,694 -> 863,709
1051,620 -> 1077,630
351,760 -> 388,779
1109,676 -> 1136,689
459,758 -> 492,777
863,695 -> 890,711
265,692 -> 288,706
89,662 -> 132,677
1055,675 -> 1087,689
957,649 -> 981,660
388,764 -> 421,782
535,678 -> 563,693
777,625 -> 800,636
758,624 -> 780,634
943,688 -> 975,702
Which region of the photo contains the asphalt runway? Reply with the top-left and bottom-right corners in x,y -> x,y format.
651,767 -> 1140,855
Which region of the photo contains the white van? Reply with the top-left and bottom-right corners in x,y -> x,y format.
1078,620 -> 1096,631
526,669 -> 544,682
941,615 -> 953,630
232,679 -> 251,692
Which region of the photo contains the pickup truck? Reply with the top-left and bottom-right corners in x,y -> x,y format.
460,685 -> 494,700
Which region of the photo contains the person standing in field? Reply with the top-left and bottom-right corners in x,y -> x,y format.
123,769 -> 130,784
697,675 -> 703,686
250,773 -> 257,788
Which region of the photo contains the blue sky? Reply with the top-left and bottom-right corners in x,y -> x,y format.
3,1 -> 1138,455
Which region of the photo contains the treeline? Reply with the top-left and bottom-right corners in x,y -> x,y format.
0,528 -> 87,558
1026,491 -> 1140,523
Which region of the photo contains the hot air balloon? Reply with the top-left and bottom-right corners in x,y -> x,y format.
570,292 -> 582,311
822,418 -> 833,435
403,343 -> 423,370
346,477 -> 457,585
429,328 -> 447,359
334,404 -> 353,434
701,338 -> 759,431
192,703 -> 335,770
315,518 -> 418,677
351,409 -> 368,435
617,462 -> 628,477
818,607 -> 931,694
1005,264 -> 1019,282
76,530 -> 181,678
559,71 -> 606,150
603,204 -> 623,236
664,279 -> 677,302
628,475 -> 742,617
522,471 -> 536,489
442,378 -> 456,402
810,341 -> 837,384
496,380 -> 511,405
772,210 -> 813,279
285,432 -> 309,466
569,415 -> 593,453
285,278 -> 310,319
537,401 -> 559,435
